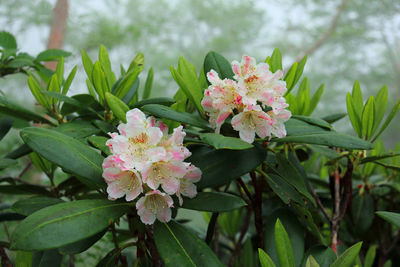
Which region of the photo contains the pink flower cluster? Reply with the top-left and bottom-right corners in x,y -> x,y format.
201,55 -> 291,143
102,108 -> 201,225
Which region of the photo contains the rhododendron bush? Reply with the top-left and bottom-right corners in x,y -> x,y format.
1,31 -> 400,266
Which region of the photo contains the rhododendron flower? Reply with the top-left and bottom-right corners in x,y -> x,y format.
136,190 -> 174,225
102,156 -> 143,201
102,108 -> 202,225
231,105 -> 273,143
202,54 -> 291,143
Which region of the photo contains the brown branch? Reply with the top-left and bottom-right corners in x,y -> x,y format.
309,185 -> 331,222
145,227 -> 162,267
330,166 -> 341,254
250,172 -> 264,250
236,178 -> 254,204
45,0 -> 69,70
228,207 -> 252,267
0,246 -> 11,267
297,0 -> 350,60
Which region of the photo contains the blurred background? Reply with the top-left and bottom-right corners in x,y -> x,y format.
0,0 -> 399,144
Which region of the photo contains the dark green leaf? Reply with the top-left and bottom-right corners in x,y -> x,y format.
12,197 -> 64,216
351,194 -> 374,234
303,246 -> 336,267
376,211 -> 400,228
114,68 -> 142,99
0,31 -> 17,49
263,173 -> 304,205
360,153 -> 400,164
32,249 -> 63,267
0,185 -> 51,196
0,158 -> 17,170
189,144 -> 267,189
36,49 -> 71,61
275,219 -> 295,267
87,136 -> 110,155
0,116 -> 13,141
330,242 -> 362,267
59,230 -> 106,254
154,221 -> 224,267
131,97 -> 175,109
199,133 -> 253,150
10,199 -> 129,251
181,192 -> 246,212
321,113 -> 346,124
142,67 -> 154,99
20,127 -> 105,189
203,51 -> 235,82
55,120 -> 101,139
291,115 -> 332,130
141,104 -> 211,130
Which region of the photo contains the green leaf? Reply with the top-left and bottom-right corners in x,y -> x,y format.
92,61 -> 108,101
275,219 -> 295,267
189,144 -> 267,189
12,197 -> 64,216
364,245 -> 376,267
372,98 -> 400,142
96,247 -> 124,267
131,97 -> 175,109
171,57 -> 204,115
32,249 -> 63,267
303,246 -> 336,267
105,92 -> 129,123
372,85 -> 388,135
263,173 -> 304,205
0,31 -> 17,49
55,57 -> 64,88
154,221 -> 224,267
142,67 -> 154,99
361,96 -> 375,139
330,242 -> 362,267
10,199 -> 129,251
16,251 -> 32,267
81,49 -> 94,83
270,48 -> 282,72
360,152 -> 400,164
127,52 -> 144,72
141,104 -> 211,130
59,230 -> 106,255
258,248 -> 277,267
42,91 -> 97,116
351,194 -> 374,234
376,211 -> 400,227
48,74 -> 61,98
292,115 -> 332,130
62,66 -> 77,95
284,62 -> 298,93
87,136 -> 110,155
203,51 -> 235,81
114,67 -> 142,99
199,133 -> 253,150
181,192 -> 246,212
55,120 -> 100,139
20,127 -> 105,189
27,76 -> 49,108
321,113 -> 346,124
36,49 -> 71,61
0,116 -> 13,141
0,158 -> 17,170
306,84 -> 324,116
0,95 -> 51,123
99,45 -> 116,89
352,81 -> 363,118
305,255 -> 320,267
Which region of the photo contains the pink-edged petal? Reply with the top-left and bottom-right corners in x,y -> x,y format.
147,127 -> 163,146
207,70 -> 220,84
156,207 -> 172,223
239,128 -> 256,144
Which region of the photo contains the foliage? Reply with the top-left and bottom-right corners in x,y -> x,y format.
0,32 -> 400,267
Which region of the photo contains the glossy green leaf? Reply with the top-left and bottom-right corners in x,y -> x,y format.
275,219 -> 295,267
55,120 -> 100,139
258,248 -> 277,267
376,211 -> 400,227
0,116 -> 13,141
32,249 -> 63,267
42,91 -> 98,117
20,127 -> 105,189
360,152 -> 400,164
372,98 -> 400,142
347,92 -> 362,137
203,51 -> 235,81
0,95 -> 51,124
88,136 -> 110,155
270,48 -> 282,72
361,96 -> 375,139
59,230 -> 106,255
307,84 -> 324,116
189,144 -> 267,189
293,55 -> 307,89
292,115 -> 332,130
305,255 -> 320,267
36,49 -> 71,61
141,104 -> 211,130
12,197 -> 64,216
284,62 -> 298,93
330,242 -> 362,267
99,45 -> 116,89
321,113 -> 346,124
10,199 -> 129,251
199,133 -> 253,150
131,97 -> 175,108
364,245 -> 376,267
181,192 -> 246,212
154,221 -> 224,267
142,67 -> 154,99
127,52 -> 144,72
92,61 -> 107,101
0,31 -> 17,49
81,49 -> 94,82
352,81 -> 363,117
105,92 -> 129,123
55,57 -> 64,88
62,66 -> 77,95
372,85 -> 388,135
114,67 -> 142,99
27,76 -> 49,108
